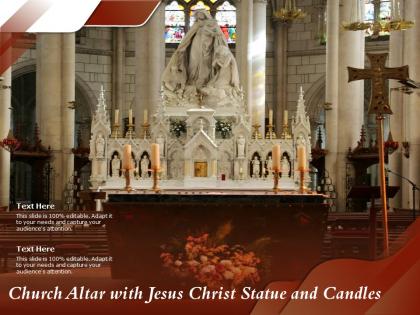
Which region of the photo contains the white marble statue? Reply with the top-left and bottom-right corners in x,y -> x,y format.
141,155 -> 150,178
237,135 -> 245,157
111,154 -> 120,177
281,156 -> 290,178
201,45 -> 241,105
161,9 -> 241,107
95,134 -> 105,159
252,156 -> 261,178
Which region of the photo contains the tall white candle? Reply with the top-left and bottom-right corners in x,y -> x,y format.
151,143 -> 160,170
297,145 -> 306,171
122,144 -> 132,170
128,109 -> 133,125
114,109 -> 119,125
283,110 -> 288,125
269,109 -> 273,125
144,109 -> 148,124
272,144 -> 281,171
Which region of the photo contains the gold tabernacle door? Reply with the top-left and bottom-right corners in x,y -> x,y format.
194,162 -> 207,177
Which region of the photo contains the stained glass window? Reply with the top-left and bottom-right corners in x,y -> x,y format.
216,1 -> 236,44
379,1 -> 391,20
364,0 -> 391,22
165,0 -> 237,45
364,0 -> 391,37
165,1 -> 186,44
364,0 -> 375,22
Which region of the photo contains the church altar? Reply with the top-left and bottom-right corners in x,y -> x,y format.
88,9 -> 312,190
88,85 -> 312,190
103,190 -> 328,286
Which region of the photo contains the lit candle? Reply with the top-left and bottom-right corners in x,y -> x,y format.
269,109 -> 273,126
122,144 -> 132,170
283,110 -> 288,126
297,145 -> 306,171
114,109 -> 119,125
151,143 -> 160,170
128,109 -> 133,125
144,109 -> 148,124
272,144 -> 281,171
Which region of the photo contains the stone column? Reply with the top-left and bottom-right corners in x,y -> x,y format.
135,26 -> 149,133
325,0 -> 339,189
388,30 -> 404,209
272,21 -> 288,132
0,67 -> 11,209
252,0 -> 267,137
37,34 -> 63,206
336,0 -> 365,211
236,0 -> 253,115
112,28 -> 125,125
148,2 -> 165,115
135,3 -> 165,132
403,0 -> 420,210
61,33 -> 76,193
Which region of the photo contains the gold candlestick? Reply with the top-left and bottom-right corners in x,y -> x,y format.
298,168 -> 309,194
125,123 -> 135,139
142,123 -> 151,139
151,168 -> 161,193
273,169 -> 280,193
124,169 -> 132,192
252,123 -> 262,139
111,123 -> 120,139
265,124 -> 277,139
281,123 -> 292,139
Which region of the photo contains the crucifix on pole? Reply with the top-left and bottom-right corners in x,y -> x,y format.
348,53 -> 409,257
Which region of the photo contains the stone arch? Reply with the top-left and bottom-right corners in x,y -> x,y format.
218,150 -> 233,179
168,147 -> 184,179
304,76 -> 326,126
12,60 -> 36,80
75,74 -> 97,115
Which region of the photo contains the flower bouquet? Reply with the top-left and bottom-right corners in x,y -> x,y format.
216,120 -> 232,139
160,222 -> 269,289
169,119 -> 186,138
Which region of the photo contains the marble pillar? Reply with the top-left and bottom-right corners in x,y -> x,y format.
403,0 -> 420,210
135,2 -> 165,132
37,34 -> 63,206
336,0 -> 365,211
148,3 -> 165,109
273,21 -> 288,132
62,33 -> 76,192
135,26 -> 149,132
37,33 -> 75,207
388,30 -> 404,209
237,0 -> 253,116
0,67 -> 11,209
252,0 -> 267,137
325,0 -> 339,190
112,28 -> 125,126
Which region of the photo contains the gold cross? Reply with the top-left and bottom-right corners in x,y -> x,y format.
348,53 -> 409,115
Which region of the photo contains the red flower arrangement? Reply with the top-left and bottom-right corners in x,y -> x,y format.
160,233 -> 262,289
